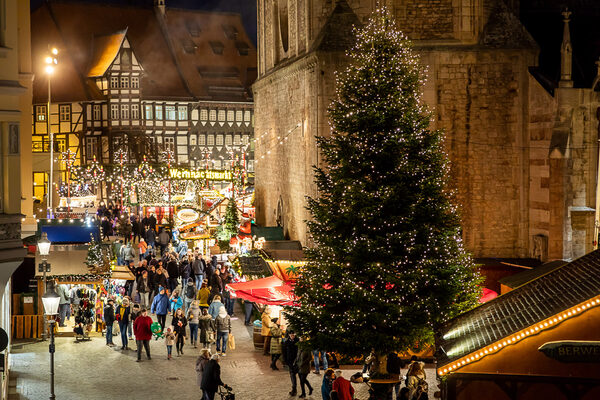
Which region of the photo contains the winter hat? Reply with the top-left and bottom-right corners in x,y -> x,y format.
218,306 -> 227,318
159,286 -> 165,292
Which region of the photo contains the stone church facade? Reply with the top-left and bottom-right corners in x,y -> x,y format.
254,0 -> 600,261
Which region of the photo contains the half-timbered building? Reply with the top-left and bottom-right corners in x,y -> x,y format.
31,0 -> 256,205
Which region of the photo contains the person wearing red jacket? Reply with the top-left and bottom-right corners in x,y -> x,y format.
133,307 -> 153,362
332,370 -> 354,400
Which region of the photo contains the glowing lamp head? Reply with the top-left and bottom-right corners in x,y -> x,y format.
42,285 -> 60,316
45,65 -> 55,75
37,232 -> 51,256
51,47 -> 58,55
45,56 -> 53,64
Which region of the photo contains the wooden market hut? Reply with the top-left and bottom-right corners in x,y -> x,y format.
437,250 -> 600,400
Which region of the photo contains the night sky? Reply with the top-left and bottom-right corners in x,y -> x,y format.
30,0 -> 257,45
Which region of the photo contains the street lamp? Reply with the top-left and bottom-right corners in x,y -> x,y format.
38,232 -> 51,340
45,47 -> 58,219
42,285 -> 59,400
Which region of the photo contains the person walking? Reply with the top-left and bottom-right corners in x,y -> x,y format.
116,298 -> 131,350
165,327 -> 175,360
201,354 -> 231,400
150,286 -> 169,331
192,255 -> 205,289
332,370 -> 355,400
283,331 -> 300,396
209,268 -> 223,302
261,307 -> 272,356
197,281 -> 211,311
244,300 -> 254,326
406,358 -> 427,399
208,295 -> 224,319
269,318 -> 283,370
184,278 -> 197,315
56,283 -> 70,327
321,368 -> 335,400
113,239 -> 124,266
121,242 -> 135,266
104,298 -> 115,347
172,308 -> 188,356
133,307 -> 153,362
196,349 -> 211,399
158,228 -> 170,255
145,226 -> 157,251
153,267 -> 168,298
188,300 -> 201,348
138,238 -> 148,261
296,343 -> 314,398
214,306 -> 231,356
137,270 -> 151,308
170,289 -> 183,316
132,217 -> 141,243
312,349 -> 329,375
199,308 -> 215,349
166,256 -> 179,294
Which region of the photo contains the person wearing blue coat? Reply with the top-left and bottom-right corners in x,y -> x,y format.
169,290 -> 183,314
208,296 -> 224,319
151,286 -> 169,331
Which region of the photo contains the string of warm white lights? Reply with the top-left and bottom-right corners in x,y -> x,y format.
254,122 -> 302,165
438,295 -> 600,376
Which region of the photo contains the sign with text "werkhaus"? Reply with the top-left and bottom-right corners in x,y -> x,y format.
539,341 -> 600,363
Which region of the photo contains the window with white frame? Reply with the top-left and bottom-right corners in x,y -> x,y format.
86,137 -> 98,160
234,134 -> 241,145
165,105 -> 176,120
164,136 -> 175,151
110,76 -> 119,88
242,135 -> 249,145
120,76 -> 129,89
121,104 -> 129,119
225,135 -> 232,146
59,105 -> 71,122
178,106 -> 188,120
110,104 -> 119,120
131,104 -> 139,120
36,105 -> 47,121
93,104 -> 101,120
155,105 -> 163,120
207,135 -> 214,146
131,76 -> 139,89
236,110 -> 243,122
145,104 -> 153,120
244,110 -> 251,122
218,110 -> 225,121
200,109 -> 208,121
216,135 -> 224,146
227,110 -> 234,121
209,110 -> 216,121
199,135 -> 206,146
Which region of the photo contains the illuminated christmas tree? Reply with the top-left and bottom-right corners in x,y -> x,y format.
286,8 -> 481,366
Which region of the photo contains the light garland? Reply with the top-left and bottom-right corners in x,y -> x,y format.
438,295 -> 600,376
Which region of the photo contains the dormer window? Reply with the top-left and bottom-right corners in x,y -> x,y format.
182,38 -> 196,54
222,24 -> 238,40
187,21 -> 200,37
209,41 -> 224,55
235,41 -> 249,56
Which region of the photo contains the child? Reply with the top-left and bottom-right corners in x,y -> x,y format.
165,327 -> 175,360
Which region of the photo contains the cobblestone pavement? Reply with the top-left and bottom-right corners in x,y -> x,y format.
8,304 -> 439,400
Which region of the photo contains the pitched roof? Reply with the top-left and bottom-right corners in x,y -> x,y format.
498,260 -> 567,290
437,250 -> 600,367
31,1 -> 256,103
87,29 -> 127,78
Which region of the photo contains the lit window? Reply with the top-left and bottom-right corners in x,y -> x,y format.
110,76 -> 119,88
33,171 -> 48,200
36,105 -> 47,122
199,135 -> 206,146
131,104 -> 139,120
225,135 -> 232,146
216,135 -> 224,146
178,106 -> 188,120
234,134 -> 241,145
155,105 -> 163,120
93,104 -> 101,120
218,110 -> 225,121
131,76 -> 139,89
209,110 -> 216,121
165,105 -> 176,120
120,76 -> 129,89
244,110 -> 251,121
145,104 -> 153,120
164,136 -> 175,151
121,104 -> 129,119
227,110 -> 234,121
200,109 -> 208,121
110,104 -> 119,120
59,105 -> 71,122
236,110 -> 243,122
242,135 -> 249,145
207,135 -> 214,146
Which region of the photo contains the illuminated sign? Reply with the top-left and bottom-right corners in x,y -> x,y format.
176,208 -> 200,223
198,190 -> 224,199
169,168 -> 233,181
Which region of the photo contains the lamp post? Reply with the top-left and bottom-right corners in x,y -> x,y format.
45,47 -> 58,219
41,285 -> 60,400
38,232 -> 52,340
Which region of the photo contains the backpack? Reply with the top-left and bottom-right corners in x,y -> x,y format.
186,285 -> 196,299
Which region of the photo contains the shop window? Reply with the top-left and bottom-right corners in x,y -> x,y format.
178,106 -> 188,121
59,105 -> 71,122
93,104 -> 101,120
165,105 -> 176,120
145,104 -> 153,120
36,105 -> 47,122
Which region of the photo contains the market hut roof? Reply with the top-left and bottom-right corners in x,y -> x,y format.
437,250 -> 600,371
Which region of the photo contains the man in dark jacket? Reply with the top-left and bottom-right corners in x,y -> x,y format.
283,331 -> 300,396
148,213 -> 157,231
137,270 -> 150,308
201,354 -> 230,400
145,227 -> 157,250
192,256 -> 205,289
167,257 -> 180,294
209,268 -> 223,302
132,217 -> 141,243
104,298 -> 115,346
387,351 -> 403,400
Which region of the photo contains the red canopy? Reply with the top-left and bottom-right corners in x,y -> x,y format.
479,287 -> 498,303
226,276 -> 296,306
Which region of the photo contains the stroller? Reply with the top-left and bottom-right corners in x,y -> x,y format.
217,385 -> 235,400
